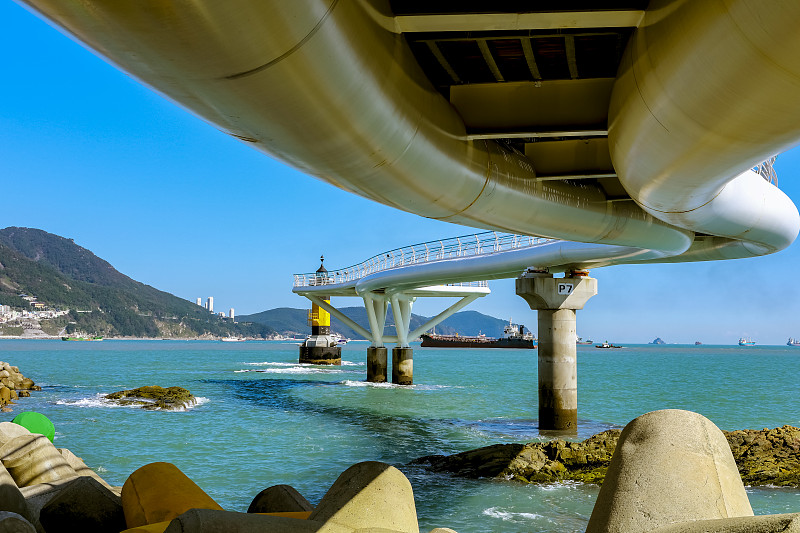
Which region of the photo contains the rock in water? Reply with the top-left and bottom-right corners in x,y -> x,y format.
725,425 -> 800,486
104,386 -> 196,410
414,429 -> 621,484
413,425 -> 800,488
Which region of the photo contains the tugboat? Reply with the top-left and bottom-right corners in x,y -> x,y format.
420,320 -> 536,349
595,340 -> 623,349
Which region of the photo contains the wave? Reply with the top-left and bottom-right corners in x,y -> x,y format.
483,507 -> 543,521
340,380 -> 452,390
55,393 -> 209,411
234,367 -> 354,375
243,361 -> 302,366
538,480 -> 585,491
242,360 -> 363,368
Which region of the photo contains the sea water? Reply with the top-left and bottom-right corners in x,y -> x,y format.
0,340 -> 797,532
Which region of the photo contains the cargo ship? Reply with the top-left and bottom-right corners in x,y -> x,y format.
420,321 -> 536,349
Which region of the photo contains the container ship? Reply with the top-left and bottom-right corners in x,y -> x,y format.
420,321 -> 536,349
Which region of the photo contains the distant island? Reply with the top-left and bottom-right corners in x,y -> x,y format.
650,337 -> 666,345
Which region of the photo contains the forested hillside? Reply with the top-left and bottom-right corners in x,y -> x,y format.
0,227 -> 274,338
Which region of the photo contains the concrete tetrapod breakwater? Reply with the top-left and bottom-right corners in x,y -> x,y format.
2,410 -> 799,532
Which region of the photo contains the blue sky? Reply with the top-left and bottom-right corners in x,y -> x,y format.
3,2 -> 800,344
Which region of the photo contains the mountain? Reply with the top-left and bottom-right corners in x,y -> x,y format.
238,307 -> 515,339
0,227 -> 274,339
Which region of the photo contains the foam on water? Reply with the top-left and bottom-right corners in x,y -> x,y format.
242,360 -> 363,368
235,366 -> 356,375
340,380 -> 453,390
244,361 -> 304,366
483,506 -> 544,521
538,480 -> 584,491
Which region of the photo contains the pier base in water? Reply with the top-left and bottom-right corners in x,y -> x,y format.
367,347 -> 388,383
516,271 -> 597,431
299,335 -> 341,365
391,347 -> 413,385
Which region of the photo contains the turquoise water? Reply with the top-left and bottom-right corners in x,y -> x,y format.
0,340 -> 798,531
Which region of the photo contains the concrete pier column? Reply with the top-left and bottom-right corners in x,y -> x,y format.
391,347 -> 413,385
367,347 -> 388,383
537,308 -> 578,430
516,271 -> 597,431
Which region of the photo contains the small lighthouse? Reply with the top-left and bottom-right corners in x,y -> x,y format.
299,256 -> 342,365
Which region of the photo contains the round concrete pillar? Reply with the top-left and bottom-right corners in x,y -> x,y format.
299,344 -> 341,365
367,347 -> 388,383
391,347 -> 413,385
537,308 -> 577,430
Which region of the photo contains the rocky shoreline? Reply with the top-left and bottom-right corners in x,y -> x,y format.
413,425 -> 800,487
0,362 -> 41,412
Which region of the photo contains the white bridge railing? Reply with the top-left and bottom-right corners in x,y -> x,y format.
293,232 -> 557,288
754,156 -> 778,186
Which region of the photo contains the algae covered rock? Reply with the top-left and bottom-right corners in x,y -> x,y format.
725,425 -> 800,486
413,425 -> 800,488
414,429 -> 620,484
104,386 -> 196,410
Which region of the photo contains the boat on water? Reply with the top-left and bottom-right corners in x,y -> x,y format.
738,337 -> 756,346
61,335 -> 102,341
695,341 -> 703,345
332,333 -> 349,345
220,337 -> 245,342
787,338 -> 800,346
595,340 -> 623,349
420,320 -> 536,349
576,337 -> 593,345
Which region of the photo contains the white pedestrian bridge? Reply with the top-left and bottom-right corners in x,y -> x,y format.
292,149 -> 782,346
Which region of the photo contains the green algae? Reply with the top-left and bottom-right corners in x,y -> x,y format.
105,386 -> 196,410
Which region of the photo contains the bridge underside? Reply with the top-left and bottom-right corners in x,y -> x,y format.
395,1 -> 640,199
21,0 -> 800,266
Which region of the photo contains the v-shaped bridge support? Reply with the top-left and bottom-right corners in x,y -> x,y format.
297,285 -> 489,384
